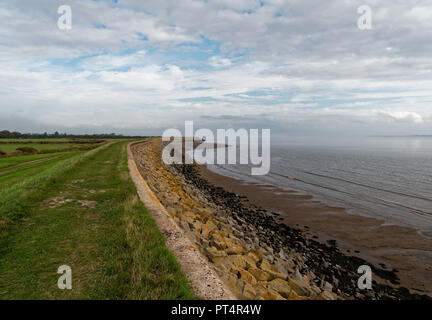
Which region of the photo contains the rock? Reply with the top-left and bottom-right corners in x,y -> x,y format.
261,289 -> 285,300
238,270 -> 257,285
248,268 -> 272,281
179,220 -> 190,231
233,229 -> 245,238
204,246 -> 227,262
286,277 -> 311,297
201,221 -> 217,239
214,264 -> 228,275
266,246 -> 274,255
287,289 -> 305,300
274,260 -> 290,279
191,220 -> 202,232
355,292 -> 365,299
200,238 -> 209,247
332,276 -> 339,289
278,248 -> 287,260
209,231 -> 227,250
323,281 -> 333,292
259,259 -> 285,280
226,244 -> 244,255
213,255 -> 247,271
242,283 -> 257,299
264,254 -> 274,264
316,290 -> 338,300
224,274 -> 244,297
246,251 -> 261,264
268,278 -> 292,298
259,259 -> 275,272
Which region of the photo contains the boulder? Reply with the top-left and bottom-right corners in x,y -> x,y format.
204,246 -> 227,262
201,221 -> 217,239
226,244 -> 244,255
261,289 -> 285,300
238,269 -> 257,285
315,290 -> 338,300
268,278 -> 292,298
213,255 -> 247,271
242,283 -> 257,299
287,289 -> 305,300
286,277 -> 312,297
248,268 -> 272,282
259,259 -> 286,280
209,231 -> 227,250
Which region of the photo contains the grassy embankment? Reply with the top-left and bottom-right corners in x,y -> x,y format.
0,140 -> 195,299
0,143 -> 81,154
0,138 -> 104,156
0,152 -> 81,188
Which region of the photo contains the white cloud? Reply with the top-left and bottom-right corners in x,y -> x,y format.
209,56 -> 232,68
0,0 -> 432,135
379,111 -> 424,124
78,50 -> 147,71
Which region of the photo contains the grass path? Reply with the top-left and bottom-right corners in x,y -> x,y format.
0,153 -> 78,187
0,152 -> 68,171
0,141 -> 195,299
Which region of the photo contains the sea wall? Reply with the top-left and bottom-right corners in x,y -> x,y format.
128,141 -> 235,300
130,138 -> 429,300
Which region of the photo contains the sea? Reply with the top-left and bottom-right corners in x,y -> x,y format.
204,136 -> 432,234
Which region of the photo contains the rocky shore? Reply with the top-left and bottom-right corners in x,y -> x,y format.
131,139 -> 430,300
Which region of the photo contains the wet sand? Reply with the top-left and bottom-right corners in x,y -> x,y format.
198,164 -> 432,296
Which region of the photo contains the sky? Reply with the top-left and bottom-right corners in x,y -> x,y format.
0,0 -> 432,137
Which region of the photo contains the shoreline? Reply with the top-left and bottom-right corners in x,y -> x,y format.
131,139 -> 431,300
199,163 -> 432,296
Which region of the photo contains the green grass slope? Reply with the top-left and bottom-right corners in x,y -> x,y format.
0,141 -> 196,300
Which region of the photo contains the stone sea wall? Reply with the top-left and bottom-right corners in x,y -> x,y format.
131,139 -> 429,300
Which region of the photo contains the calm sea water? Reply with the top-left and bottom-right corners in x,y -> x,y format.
205,136 -> 432,233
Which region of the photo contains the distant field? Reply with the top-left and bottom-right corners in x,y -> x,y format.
0,139 -> 105,156
0,143 -> 83,154
0,138 -> 99,143
0,138 -> 72,143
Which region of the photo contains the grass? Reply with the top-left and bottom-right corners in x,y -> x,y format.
0,139 -> 105,156
0,140 -> 196,300
0,152 -> 70,170
0,138 -> 73,143
0,152 -> 81,188
0,143 -> 84,154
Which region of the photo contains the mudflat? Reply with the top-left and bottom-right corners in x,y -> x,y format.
199,164 -> 432,296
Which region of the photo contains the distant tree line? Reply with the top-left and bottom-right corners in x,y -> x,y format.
0,130 -> 149,139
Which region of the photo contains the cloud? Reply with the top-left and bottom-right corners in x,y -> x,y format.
209,56 -> 232,68
379,111 -> 424,124
77,50 -> 147,71
0,0 -> 431,135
